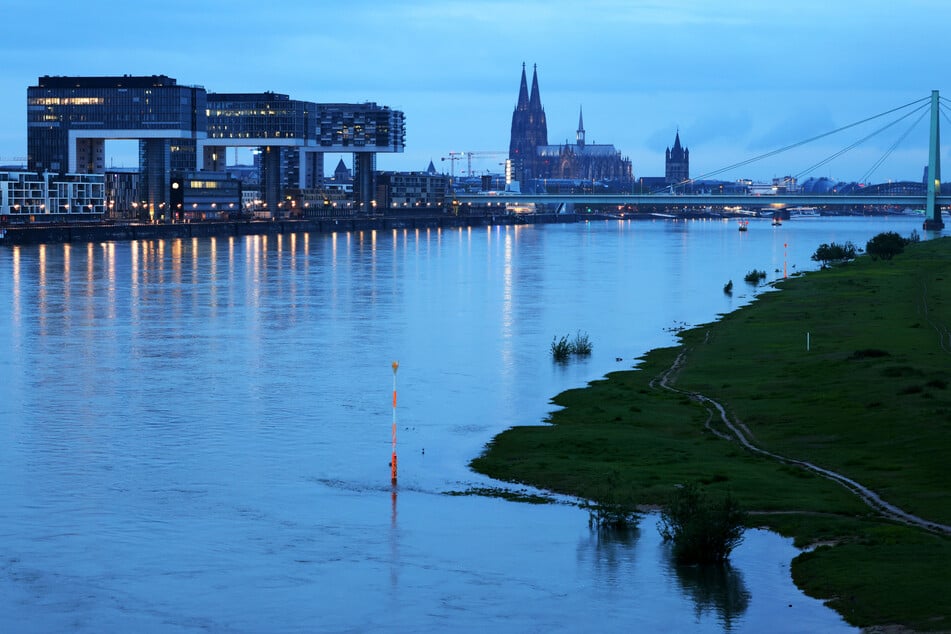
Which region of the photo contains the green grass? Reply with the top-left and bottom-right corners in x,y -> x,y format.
471,236 -> 951,631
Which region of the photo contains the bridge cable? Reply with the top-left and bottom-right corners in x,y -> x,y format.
792,101 -> 930,181
859,106 -> 931,184
660,95 -> 931,192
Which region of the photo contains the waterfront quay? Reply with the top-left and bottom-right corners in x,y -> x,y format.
0,212 -> 577,246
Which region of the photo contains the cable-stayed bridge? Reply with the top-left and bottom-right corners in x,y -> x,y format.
456,91 -> 948,231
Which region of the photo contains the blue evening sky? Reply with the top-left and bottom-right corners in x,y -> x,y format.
2,0 -> 948,183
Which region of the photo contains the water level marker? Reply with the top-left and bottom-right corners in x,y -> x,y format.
391,361 -> 399,484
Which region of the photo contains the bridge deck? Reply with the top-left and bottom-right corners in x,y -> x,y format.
454,193 -> 951,207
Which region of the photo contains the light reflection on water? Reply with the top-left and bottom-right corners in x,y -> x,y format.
0,217 -> 919,631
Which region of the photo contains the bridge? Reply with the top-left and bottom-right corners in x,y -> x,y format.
456,91 -> 947,231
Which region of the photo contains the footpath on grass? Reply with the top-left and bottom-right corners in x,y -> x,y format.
653,347 -> 951,536
472,236 -> 951,632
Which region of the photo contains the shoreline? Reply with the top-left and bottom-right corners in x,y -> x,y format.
0,212 -> 581,247
471,236 -> 951,631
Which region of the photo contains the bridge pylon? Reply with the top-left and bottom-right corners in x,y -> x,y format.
924,90 -> 944,231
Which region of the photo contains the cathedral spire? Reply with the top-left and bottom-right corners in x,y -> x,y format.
529,64 -> 542,112
576,106 -> 585,148
515,63 -> 529,111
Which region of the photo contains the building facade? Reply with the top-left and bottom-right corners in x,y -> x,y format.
27,75 -> 207,219
1,171 -> 105,221
27,75 -> 405,221
508,64 -> 548,186
377,171 -> 448,210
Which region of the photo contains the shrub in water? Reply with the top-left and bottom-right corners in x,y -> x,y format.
572,330 -> 592,356
743,269 -> 766,284
551,331 -> 593,361
658,484 -> 747,565
551,335 -> 572,362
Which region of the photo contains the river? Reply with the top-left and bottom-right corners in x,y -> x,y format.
0,216 -> 925,632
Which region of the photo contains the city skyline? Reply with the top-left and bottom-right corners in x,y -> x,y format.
2,0 -> 949,183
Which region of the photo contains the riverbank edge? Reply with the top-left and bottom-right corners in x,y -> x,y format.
0,212 -> 582,246
471,237 -> 951,632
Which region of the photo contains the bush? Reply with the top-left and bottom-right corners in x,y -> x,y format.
572,331 -> 592,356
658,484 -> 747,564
551,335 -> 572,362
551,331 -> 593,362
811,241 -> 857,266
866,231 -> 908,260
743,269 -> 766,284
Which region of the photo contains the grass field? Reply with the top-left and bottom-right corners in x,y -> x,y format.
471,235 -> 951,632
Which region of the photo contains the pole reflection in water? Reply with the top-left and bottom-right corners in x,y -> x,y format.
0,217 -> 917,632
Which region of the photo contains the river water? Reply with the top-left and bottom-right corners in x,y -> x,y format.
0,216 -> 924,632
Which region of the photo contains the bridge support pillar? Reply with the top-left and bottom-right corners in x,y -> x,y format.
924,90 -> 944,231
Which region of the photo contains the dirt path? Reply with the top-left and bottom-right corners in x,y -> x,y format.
650,344 -> 951,536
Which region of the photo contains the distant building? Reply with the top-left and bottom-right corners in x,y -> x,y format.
377,170 -> 449,210
508,65 -> 632,189
170,171 -> 242,220
1,171 -> 105,222
333,158 -> 352,181
665,131 -> 689,185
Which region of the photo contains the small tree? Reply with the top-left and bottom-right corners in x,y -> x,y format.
866,231 -> 908,260
659,484 -> 747,565
811,241 -> 857,266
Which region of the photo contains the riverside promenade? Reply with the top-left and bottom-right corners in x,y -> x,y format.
0,212 -> 579,246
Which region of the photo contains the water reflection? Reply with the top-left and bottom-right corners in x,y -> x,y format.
577,524 -> 640,583
0,217 -> 909,631
666,556 -> 752,630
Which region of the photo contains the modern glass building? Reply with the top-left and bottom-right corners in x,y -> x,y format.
27,75 -> 207,220
26,75 -> 405,220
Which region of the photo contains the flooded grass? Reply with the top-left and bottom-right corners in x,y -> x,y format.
473,237 -> 951,631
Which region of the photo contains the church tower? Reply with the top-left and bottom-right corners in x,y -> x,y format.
576,106 -> 585,148
509,63 -> 548,186
665,130 -> 689,186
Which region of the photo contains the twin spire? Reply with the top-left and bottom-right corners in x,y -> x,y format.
515,62 -> 543,113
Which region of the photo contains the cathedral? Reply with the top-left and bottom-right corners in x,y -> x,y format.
508,64 -> 632,190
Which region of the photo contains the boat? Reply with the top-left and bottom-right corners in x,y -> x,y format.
738,220 -> 749,232
788,206 -> 820,219
771,216 -> 782,226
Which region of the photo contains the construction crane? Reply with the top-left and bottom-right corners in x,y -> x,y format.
462,151 -> 507,177
440,152 -> 466,178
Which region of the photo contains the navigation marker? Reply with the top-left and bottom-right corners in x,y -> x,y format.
391,361 -> 399,484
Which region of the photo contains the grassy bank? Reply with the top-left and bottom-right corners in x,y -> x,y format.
471,236 -> 951,631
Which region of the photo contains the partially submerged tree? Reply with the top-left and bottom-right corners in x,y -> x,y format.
659,484 -> 747,565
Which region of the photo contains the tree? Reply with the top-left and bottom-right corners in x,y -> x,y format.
866,231 -> 908,260
811,241 -> 857,266
659,484 -> 747,565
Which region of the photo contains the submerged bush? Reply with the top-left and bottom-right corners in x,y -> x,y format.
658,484 -> 747,565
572,331 -> 593,356
743,269 -> 767,284
551,330 -> 593,362
551,335 -> 572,362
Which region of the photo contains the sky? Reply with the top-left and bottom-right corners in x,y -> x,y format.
2,0 -> 950,183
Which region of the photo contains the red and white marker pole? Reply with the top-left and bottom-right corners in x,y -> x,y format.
390,361 -> 399,484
